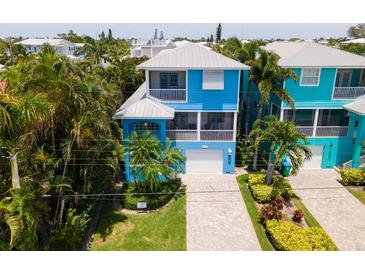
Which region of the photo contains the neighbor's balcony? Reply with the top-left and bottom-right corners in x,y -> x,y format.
333,86 -> 365,99
166,130 -> 234,141
297,126 -> 348,137
149,88 -> 187,102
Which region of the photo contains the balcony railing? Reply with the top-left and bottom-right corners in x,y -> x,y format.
166,130 -> 234,141
166,130 -> 197,140
149,89 -> 186,102
200,130 -> 234,141
297,126 -> 348,137
333,87 -> 365,99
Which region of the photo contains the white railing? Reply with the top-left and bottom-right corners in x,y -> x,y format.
333,87 -> 365,99
297,126 -> 348,137
200,130 -> 234,141
297,127 -> 314,136
341,155 -> 365,169
149,89 -> 186,101
166,130 -> 197,141
316,126 -> 348,137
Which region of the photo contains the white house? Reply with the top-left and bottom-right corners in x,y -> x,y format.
342,38 -> 365,45
15,38 -> 84,59
130,38 -> 176,58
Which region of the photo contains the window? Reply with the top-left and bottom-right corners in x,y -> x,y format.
317,109 -> 349,127
201,112 -> 233,130
167,112 -> 197,130
359,69 -> 365,86
300,68 -> 320,86
202,70 -> 224,90
160,72 -> 179,89
283,109 -> 315,126
335,70 -> 352,87
271,104 -> 280,117
134,122 -> 159,132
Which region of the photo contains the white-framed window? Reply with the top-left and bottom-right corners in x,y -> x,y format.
202,70 -> 224,90
134,122 -> 159,132
300,68 -> 321,86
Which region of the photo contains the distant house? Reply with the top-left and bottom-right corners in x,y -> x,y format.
15,38 -> 84,59
259,42 -> 365,169
342,38 -> 365,45
115,42 -> 248,181
130,38 -> 176,58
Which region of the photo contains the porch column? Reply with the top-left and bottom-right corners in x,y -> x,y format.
197,112 -> 201,141
352,116 -> 365,168
313,109 -> 319,137
233,112 -> 237,141
279,108 -> 284,121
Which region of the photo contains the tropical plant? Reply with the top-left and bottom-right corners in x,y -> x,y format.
249,116 -> 312,184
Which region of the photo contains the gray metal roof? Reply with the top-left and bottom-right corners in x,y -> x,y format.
114,98 -> 174,119
344,97 -> 365,115
137,42 -> 248,70
117,82 -> 147,111
264,42 -> 365,68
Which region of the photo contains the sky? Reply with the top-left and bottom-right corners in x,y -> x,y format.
0,23 -> 354,40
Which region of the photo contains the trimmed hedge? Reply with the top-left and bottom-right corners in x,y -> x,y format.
248,174 -> 293,203
266,220 -> 336,251
340,169 -> 365,186
121,179 -> 182,210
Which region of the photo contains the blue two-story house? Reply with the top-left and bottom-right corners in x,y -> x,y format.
114,42 -> 248,181
262,42 -> 365,169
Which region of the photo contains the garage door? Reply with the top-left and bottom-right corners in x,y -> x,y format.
302,146 -> 323,169
186,150 -> 223,174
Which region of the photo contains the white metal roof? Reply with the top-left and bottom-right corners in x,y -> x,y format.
344,97 -> 365,115
15,38 -> 74,47
264,42 -> 365,68
137,42 -> 248,70
114,98 -> 174,119
117,82 -> 147,111
342,38 -> 365,44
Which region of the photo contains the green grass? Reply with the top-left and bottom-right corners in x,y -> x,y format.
89,194 -> 186,251
236,174 -> 274,251
291,197 -> 321,228
346,187 -> 365,206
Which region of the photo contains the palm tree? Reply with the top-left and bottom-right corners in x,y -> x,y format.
160,140 -> 186,179
249,116 -> 312,184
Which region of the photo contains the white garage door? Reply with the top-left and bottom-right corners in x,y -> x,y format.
302,146 -> 323,169
186,150 -> 223,174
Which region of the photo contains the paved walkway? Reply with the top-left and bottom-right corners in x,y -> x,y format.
181,174 -> 260,251
289,169 -> 365,251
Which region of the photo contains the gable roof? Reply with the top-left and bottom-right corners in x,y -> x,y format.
16,38 -> 74,47
344,97 -> 365,115
113,98 -> 174,119
264,42 -> 365,68
137,42 -> 248,70
117,82 -> 147,111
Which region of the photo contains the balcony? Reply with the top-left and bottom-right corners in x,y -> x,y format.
200,130 -> 234,141
166,130 -> 234,141
333,87 -> 365,99
166,130 -> 197,140
297,126 -> 348,137
149,88 -> 186,102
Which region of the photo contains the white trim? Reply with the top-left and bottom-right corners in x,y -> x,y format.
197,111 -> 201,141
138,67 -> 250,71
279,108 -> 284,121
299,68 -> 321,87
233,112 -> 237,141
331,68 -> 338,100
236,70 -> 241,111
202,70 -> 225,90
270,102 -> 280,116
312,109 -> 319,137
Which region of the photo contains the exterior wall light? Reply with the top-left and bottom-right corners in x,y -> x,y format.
228,148 -> 232,155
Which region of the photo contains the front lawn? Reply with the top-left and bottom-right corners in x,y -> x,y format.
89,194 -> 186,251
346,186 -> 365,206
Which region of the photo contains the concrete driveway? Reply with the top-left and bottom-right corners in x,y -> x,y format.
181,174 -> 260,251
289,169 -> 365,250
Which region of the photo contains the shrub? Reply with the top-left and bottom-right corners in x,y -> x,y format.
272,176 -> 293,200
121,179 -> 182,210
250,184 -> 274,203
248,174 -> 266,186
272,195 -> 284,209
340,169 -> 365,186
266,220 -> 336,251
292,209 -> 304,223
260,204 -> 282,222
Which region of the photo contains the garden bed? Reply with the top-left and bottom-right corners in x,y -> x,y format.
339,168 -> 365,206
120,178 -> 182,211
237,173 -> 336,251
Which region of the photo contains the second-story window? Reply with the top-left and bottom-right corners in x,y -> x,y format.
300,68 -> 321,86
160,72 -> 178,89
202,70 -> 224,90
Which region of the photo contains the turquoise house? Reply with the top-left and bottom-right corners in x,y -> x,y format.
259,42 -> 365,169
114,42 -> 248,182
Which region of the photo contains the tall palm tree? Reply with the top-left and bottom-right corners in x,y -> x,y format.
160,140 -> 186,179
249,116 -> 312,184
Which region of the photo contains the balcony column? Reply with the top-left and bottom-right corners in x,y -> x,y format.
233,112 -> 237,141
145,70 -> 149,96
312,109 -> 319,137
197,112 -> 201,141
279,108 -> 284,121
